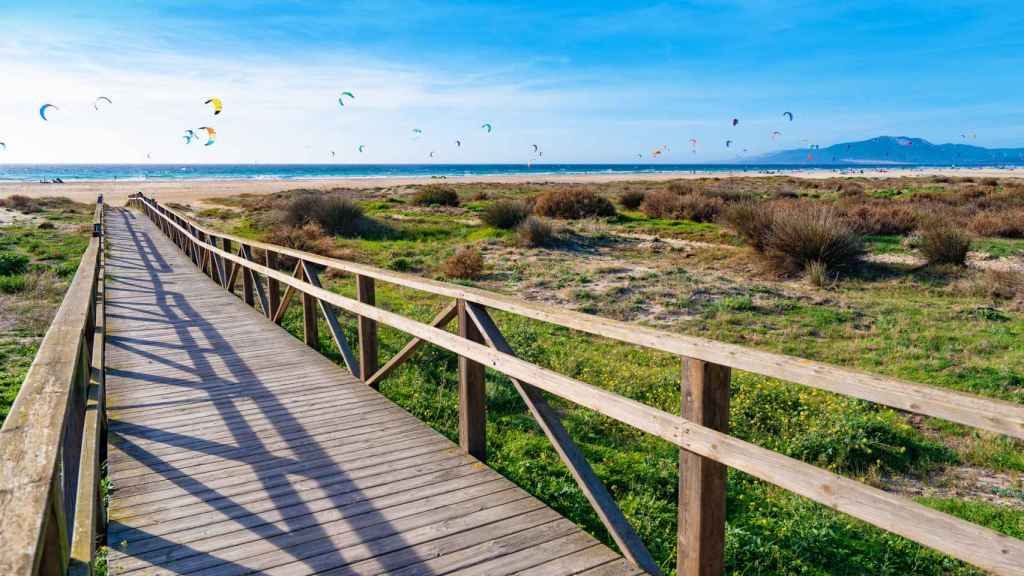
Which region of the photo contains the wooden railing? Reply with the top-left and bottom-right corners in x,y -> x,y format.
0,198 -> 107,575
129,193 -> 1024,576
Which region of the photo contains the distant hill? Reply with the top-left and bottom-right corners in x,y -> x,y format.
749,136 -> 1024,165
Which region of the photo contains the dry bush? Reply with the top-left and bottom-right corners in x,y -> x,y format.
722,201 -> 776,252
969,210 -> 1024,238
516,216 -> 556,248
640,189 -> 683,219
282,194 -> 367,237
619,190 -> 646,210
765,204 -> 864,273
805,260 -> 832,288
667,180 -> 699,196
442,246 -> 484,279
481,200 -> 531,229
0,195 -> 82,214
533,188 -> 615,219
412,185 -> 460,207
845,203 -> 920,235
641,187 -> 724,222
917,220 -> 971,266
953,269 -> 1023,301
265,223 -> 337,267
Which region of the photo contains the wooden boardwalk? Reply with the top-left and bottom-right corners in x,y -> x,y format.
101,207 -> 643,575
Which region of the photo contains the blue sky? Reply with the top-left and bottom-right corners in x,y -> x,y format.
2,1 -> 1023,163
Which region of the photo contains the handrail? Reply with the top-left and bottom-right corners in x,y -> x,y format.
130,193 -> 1024,576
0,197 -> 106,575
133,196 -> 1023,440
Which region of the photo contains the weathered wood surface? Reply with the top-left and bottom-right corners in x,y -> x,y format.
102,208 -> 641,575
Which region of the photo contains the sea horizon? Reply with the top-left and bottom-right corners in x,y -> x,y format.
3,161 -> 1023,183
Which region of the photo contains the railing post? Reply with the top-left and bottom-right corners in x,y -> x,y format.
266,251 -> 280,318
457,299 -> 486,461
222,238 -> 233,292
678,358 -> 730,576
301,262 -> 319,350
242,249 -> 255,306
356,274 -> 378,386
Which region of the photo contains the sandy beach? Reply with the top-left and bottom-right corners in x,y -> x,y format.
2,166 -> 1022,206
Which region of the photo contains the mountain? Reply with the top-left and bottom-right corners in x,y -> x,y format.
749,136 -> 1024,165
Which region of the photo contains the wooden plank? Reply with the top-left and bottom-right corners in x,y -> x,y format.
678,358 -> 729,576
139,198 -> 1024,440
365,301 -> 457,389
466,302 -> 660,575
303,261 -> 359,376
356,274 -> 378,384
240,244 -> 270,315
457,299 -> 486,461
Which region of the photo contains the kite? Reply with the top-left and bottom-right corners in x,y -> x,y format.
205,98 -> 223,115
783,111 -> 794,121
456,140 -> 462,147
689,138 -> 698,147
637,153 -> 643,159
198,126 -> 216,146
538,151 -> 543,157
732,118 -> 739,126
429,150 -> 436,158
358,144 -> 365,153
481,123 -> 492,133
147,153 -> 152,160
94,96 -> 113,111
330,150 -> 336,159
531,144 -> 539,153
726,140 -> 732,148
39,104 -> 58,121
771,131 -> 782,140
0,142 -> 5,151
412,128 -> 423,137
338,92 -> 355,107
182,129 -> 196,144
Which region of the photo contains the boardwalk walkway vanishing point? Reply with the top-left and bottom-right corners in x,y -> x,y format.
2,195 -> 1024,576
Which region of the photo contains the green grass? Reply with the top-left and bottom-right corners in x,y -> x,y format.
196,184 -> 1024,575
263,274 -> 1019,575
0,210 -> 91,424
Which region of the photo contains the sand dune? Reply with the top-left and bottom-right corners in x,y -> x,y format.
1,166 -> 1021,206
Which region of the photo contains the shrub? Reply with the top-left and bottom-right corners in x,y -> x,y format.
282,194 -> 366,237
765,204 -> 864,273
640,189 -> 683,219
917,221 -> 971,266
969,210 -> 1024,238
722,201 -> 776,252
442,246 -> 484,279
265,223 -> 335,261
641,189 -> 723,222
412,185 -> 460,207
806,260 -> 831,288
480,200 -> 530,229
516,216 -> 556,248
845,203 -> 919,235
0,252 -> 30,276
667,180 -> 698,196
533,188 -> 615,219
0,274 -> 27,294
619,190 -> 646,210
954,269 -> 1023,301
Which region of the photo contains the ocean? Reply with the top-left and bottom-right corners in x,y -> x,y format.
1,163 -> 1014,182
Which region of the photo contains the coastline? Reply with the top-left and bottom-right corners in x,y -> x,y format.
2,166 -> 1022,206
